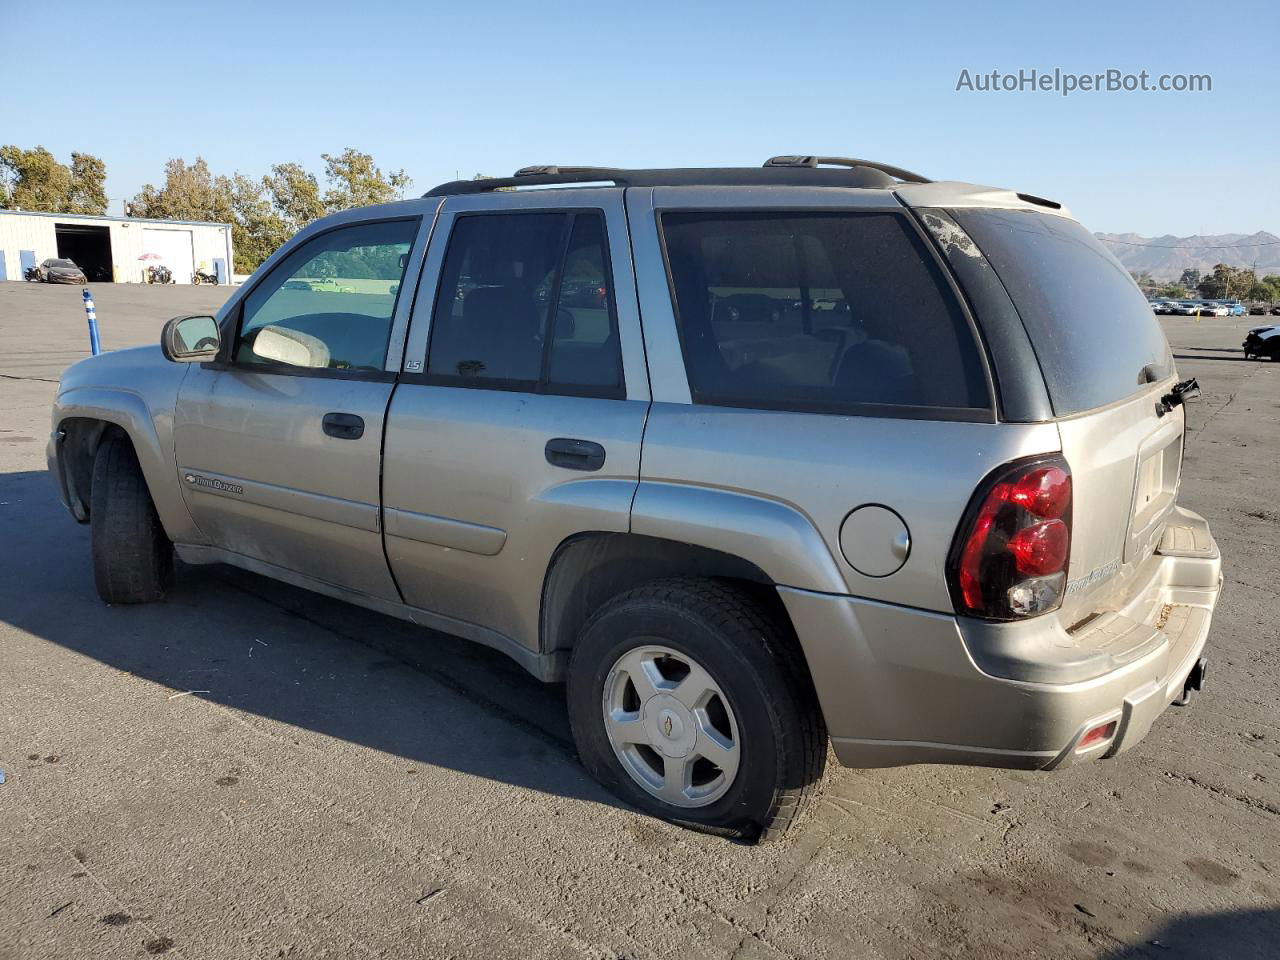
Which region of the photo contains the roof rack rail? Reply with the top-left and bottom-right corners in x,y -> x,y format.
763,155 -> 932,184
424,167 -> 629,196
511,165 -> 625,178
422,157 -> 924,196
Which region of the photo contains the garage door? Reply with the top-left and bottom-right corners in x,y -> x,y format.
141,228 -> 195,284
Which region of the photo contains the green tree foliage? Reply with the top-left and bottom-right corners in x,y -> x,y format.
67,153 -> 108,214
322,148 -> 411,212
1179,268 -> 1201,289
1129,270 -> 1156,294
0,145 -> 108,214
130,157 -> 233,223
1196,263 -> 1255,299
228,174 -> 288,275
1154,283 -> 1189,299
1245,276 -> 1280,301
265,162 -> 325,233
132,150 -> 411,273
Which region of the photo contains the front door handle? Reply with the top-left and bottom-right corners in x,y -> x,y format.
545,437 -> 606,471
322,412 -> 365,440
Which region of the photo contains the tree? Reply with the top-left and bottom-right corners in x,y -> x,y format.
1179,268 -> 1201,290
1154,283 -> 1189,299
228,174 -> 288,274
1129,270 -> 1156,294
0,145 -> 107,214
130,157 -> 233,224
1196,263 -> 1255,300
265,162 -> 324,233
322,148 -> 411,212
1247,275 -> 1280,302
132,148 -> 412,273
67,152 -> 107,214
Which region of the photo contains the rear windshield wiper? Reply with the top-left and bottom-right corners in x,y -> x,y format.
1156,377 -> 1200,417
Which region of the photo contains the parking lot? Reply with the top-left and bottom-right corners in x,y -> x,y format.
0,281 -> 1277,959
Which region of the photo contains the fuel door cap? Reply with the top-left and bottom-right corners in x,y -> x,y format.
839,505 -> 910,578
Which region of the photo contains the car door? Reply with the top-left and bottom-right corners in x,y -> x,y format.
382,188 -> 650,653
173,211 -> 433,600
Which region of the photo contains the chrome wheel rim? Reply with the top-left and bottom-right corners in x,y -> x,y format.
601,644 -> 740,808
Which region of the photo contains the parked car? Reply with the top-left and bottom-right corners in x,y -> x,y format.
1199,303 -> 1230,317
1249,305 -> 1268,315
39,258 -> 87,284
47,157 -> 1220,840
1243,324 -> 1280,359
1272,305 -> 1280,316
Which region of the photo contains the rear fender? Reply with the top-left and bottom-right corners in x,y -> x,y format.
629,481 -> 848,594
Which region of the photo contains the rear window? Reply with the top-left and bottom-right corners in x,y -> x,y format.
951,209 -> 1172,416
660,212 -> 989,418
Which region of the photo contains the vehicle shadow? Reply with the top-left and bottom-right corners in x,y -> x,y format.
1102,907 -> 1280,959
0,468 -> 621,810
1173,353 -> 1260,364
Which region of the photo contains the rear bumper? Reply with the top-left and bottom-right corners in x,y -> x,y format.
780,505 -> 1220,770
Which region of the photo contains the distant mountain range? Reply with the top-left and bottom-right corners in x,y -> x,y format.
1095,231 -> 1280,281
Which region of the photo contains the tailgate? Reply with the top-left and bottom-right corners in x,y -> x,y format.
1056,386 -> 1184,624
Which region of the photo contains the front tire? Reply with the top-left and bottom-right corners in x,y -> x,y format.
567,579 -> 826,841
90,435 -> 173,603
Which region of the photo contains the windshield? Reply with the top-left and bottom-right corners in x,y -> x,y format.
951,209 -> 1172,416
51,259 -> 78,268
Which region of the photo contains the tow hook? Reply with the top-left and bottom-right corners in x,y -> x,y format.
1156,377 -> 1201,417
1173,657 -> 1208,706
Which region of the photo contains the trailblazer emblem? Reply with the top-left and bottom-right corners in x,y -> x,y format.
184,473 -> 243,495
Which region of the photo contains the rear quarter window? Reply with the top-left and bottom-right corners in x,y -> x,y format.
659,211 -> 991,419
951,209 -> 1173,416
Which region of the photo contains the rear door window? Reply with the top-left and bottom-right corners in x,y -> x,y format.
425,211 -> 622,395
659,212 -> 990,418
950,208 -> 1173,415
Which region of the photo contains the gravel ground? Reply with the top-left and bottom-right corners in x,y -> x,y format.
0,282 -> 1277,960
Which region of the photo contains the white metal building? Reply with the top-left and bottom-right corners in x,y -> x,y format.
0,210 -> 233,285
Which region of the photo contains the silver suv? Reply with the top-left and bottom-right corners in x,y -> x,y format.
49,157 -> 1221,840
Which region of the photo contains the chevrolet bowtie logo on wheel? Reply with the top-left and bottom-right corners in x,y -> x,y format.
184,473 -> 243,495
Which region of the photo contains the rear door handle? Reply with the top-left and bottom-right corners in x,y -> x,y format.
545,437 -> 606,471
322,412 -> 365,440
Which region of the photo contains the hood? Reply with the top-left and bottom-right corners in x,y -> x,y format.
57,344 -> 168,393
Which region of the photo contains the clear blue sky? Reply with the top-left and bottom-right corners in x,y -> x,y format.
2,0 -> 1275,236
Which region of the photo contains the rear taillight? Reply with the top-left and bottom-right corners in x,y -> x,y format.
948,456 -> 1073,620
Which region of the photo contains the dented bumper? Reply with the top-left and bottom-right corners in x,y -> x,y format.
779,505 -> 1220,770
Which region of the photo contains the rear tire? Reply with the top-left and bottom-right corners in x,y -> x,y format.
567,578 -> 826,841
90,435 -> 173,604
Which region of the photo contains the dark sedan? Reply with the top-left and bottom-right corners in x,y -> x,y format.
40,258 -> 88,284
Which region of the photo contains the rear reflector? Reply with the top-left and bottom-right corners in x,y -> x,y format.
1077,720 -> 1118,752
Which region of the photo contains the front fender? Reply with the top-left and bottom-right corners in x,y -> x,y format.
52,384 -> 204,544
629,481 -> 848,594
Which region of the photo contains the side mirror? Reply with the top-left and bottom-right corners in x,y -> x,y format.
161,314 -> 221,362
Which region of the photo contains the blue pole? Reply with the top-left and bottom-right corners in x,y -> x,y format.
82,287 -> 101,356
